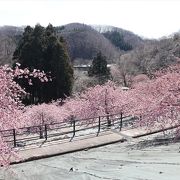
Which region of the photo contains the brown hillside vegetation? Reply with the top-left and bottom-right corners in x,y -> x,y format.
0,24 -> 179,73
117,33 -> 180,77
57,23 -> 120,61
0,26 -> 23,65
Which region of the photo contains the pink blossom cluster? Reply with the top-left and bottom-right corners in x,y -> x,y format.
129,64 -> 180,131
24,103 -> 69,127
14,63 -> 49,85
0,65 -> 26,166
63,81 -> 129,119
0,64 -> 49,167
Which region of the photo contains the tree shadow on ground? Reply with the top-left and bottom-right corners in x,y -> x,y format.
127,135 -> 180,150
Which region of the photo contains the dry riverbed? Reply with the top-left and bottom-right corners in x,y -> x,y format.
1,132 -> 180,180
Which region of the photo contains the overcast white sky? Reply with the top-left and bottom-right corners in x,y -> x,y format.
0,0 -> 179,39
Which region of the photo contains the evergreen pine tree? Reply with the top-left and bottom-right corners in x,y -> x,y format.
13,24 -> 73,104
103,31 -> 133,51
88,51 -> 110,84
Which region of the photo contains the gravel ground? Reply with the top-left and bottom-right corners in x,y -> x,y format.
1,133 -> 180,180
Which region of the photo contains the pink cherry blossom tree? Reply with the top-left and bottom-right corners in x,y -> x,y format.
63,81 -> 129,126
0,64 -> 48,166
127,64 -> 180,135
23,103 -> 70,138
24,103 -> 69,127
131,74 -> 149,87
0,65 -> 25,166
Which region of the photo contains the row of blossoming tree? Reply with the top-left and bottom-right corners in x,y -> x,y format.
0,63 -> 179,166
64,64 -> 179,128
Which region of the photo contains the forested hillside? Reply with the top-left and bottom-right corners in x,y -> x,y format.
92,25 -> 144,48
118,33 -> 180,77
56,23 -> 120,61
0,23 -> 179,72
0,23 -> 143,65
0,26 -> 23,65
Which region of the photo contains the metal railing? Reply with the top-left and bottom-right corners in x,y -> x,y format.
0,113 -> 138,148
